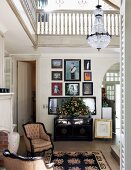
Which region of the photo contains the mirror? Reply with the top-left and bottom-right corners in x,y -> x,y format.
48,97 -> 96,115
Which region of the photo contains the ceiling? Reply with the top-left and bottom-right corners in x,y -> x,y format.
0,0 -> 36,55
0,0 -> 120,56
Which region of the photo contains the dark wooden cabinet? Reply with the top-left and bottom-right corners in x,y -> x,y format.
54,117 -> 93,141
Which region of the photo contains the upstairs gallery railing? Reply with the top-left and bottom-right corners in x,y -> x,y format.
36,10 -> 120,36
20,0 -> 37,32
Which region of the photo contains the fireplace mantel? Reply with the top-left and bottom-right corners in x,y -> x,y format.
0,93 -> 14,132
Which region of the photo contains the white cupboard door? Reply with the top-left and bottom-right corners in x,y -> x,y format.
18,61 -> 32,135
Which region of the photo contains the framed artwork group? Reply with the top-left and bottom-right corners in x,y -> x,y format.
51,59 -> 93,96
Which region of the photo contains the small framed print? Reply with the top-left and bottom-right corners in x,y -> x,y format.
84,72 -> 92,81
52,83 -> 62,96
82,82 -> 93,95
64,59 -> 81,81
51,59 -> 62,68
65,83 -> 80,96
95,119 -> 112,139
84,60 -> 91,70
52,71 -> 62,80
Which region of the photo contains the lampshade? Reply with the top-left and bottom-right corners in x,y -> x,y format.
86,3 -> 111,51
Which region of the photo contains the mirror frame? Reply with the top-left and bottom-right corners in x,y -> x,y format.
48,97 -> 96,115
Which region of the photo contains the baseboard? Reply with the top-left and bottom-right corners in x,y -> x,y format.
110,145 -> 120,164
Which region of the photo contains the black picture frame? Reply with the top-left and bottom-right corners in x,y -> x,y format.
84,72 -> 92,81
48,97 -> 96,115
65,83 -> 80,96
82,82 -> 93,95
64,59 -> 81,81
51,59 -> 62,68
84,60 -> 91,70
52,71 -> 62,80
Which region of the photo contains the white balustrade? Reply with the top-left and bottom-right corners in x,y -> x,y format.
36,10 -> 120,37
21,0 -> 37,32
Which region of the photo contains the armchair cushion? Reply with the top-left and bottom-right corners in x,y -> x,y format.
32,139 -> 52,152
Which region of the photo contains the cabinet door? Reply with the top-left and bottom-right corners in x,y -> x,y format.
73,125 -> 92,140
55,125 -> 72,137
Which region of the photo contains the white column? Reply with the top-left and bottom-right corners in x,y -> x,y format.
0,34 -> 5,87
121,0 -> 131,170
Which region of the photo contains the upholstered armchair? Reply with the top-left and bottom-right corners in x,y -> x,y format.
3,149 -> 54,170
23,122 -> 54,156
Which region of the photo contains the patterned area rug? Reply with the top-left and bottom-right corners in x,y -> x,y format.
46,151 -> 111,170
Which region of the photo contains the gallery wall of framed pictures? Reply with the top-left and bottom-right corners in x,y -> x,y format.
51,58 -> 94,97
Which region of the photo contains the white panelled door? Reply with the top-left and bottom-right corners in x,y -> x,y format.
18,61 -> 32,135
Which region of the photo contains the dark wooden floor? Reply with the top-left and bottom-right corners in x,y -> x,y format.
1,136 -> 120,170
17,136 -> 120,170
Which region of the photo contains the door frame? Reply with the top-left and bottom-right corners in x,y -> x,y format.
12,56 -> 38,132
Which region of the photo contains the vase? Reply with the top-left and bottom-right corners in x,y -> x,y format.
8,124 -> 20,153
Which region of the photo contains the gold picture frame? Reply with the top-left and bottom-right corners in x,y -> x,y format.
95,119 -> 112,139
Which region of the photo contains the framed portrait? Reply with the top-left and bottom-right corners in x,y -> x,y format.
65,83 -> 80,96
84,72 -> 92,81
52,71 -> 62,80
95,119 -> 112,138
64,59 -> 81,81
51,59 -> 62,68
51,83 -> 62,96
84,60 -> 91,70
82,82 -> 93,95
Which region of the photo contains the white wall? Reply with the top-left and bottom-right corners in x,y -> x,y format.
36,52 -> 119,135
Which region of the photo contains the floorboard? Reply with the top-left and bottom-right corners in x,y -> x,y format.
0,136 -> 120,170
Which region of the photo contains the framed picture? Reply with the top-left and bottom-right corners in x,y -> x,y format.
65,83 -> 80,96
82,82 -> 93,95
51,83 -> 62,96
84,72 -> 92,81
64,59 -> 81,81
52,71 -> 62,80
84,60 -> 91,70
51,59 -> 62,68
95,119 -> 112,138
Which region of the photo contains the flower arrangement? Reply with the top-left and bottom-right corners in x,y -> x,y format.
59,97 -> 90,117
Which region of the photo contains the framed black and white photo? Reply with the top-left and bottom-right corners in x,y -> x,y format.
65,83 -> 80,96
84,60 -> 91,70
82,82 -> 93,95
64,59 -> 81,81
52,71 -> 62,80
51,59 -> 62,68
